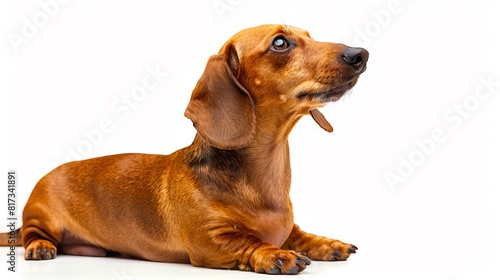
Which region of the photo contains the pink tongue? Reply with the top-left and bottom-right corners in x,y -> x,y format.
310,109 -> 333,132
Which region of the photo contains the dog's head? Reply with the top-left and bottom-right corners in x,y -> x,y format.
185,24 -> 368,149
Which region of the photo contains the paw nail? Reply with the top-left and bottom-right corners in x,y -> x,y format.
285,266 -> 299,275
333,251 -> 342,258
348,248 -> 357,253
43,248 -> 48,253
351,244 -> 358,250
296,256 -> 310,272
276,258 -> 283,268
301,256 -> 312,265
269,266 -> 280,275
51,248 -> 55,256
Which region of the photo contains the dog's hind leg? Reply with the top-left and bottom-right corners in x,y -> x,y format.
21,177 -> 65,260
22,210 -> 62,260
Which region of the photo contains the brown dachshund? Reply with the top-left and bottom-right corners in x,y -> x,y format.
0,24 -> 368,274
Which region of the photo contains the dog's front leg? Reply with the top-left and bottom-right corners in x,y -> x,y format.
282,224 -> 357,261
187,226 -> 310,274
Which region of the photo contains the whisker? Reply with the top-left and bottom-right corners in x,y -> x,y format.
280,14 -> 289,32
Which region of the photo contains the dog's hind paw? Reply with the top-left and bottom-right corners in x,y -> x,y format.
25,239 -> 57,260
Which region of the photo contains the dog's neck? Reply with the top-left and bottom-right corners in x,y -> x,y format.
186,110 -> 304,211
242,109 -> 305,203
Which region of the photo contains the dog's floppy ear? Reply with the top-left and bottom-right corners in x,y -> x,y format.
185,51 -> 256,150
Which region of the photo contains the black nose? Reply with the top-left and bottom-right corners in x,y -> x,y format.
342,47 -> 369,71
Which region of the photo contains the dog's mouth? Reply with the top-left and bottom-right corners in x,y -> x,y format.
296,78 -> 359,104
299,76 -> 362,133
296,61 -> 367,104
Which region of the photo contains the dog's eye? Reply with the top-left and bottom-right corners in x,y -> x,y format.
271,36 -> 291,52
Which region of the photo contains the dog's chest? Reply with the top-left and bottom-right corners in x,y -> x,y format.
250,209 -> 294,247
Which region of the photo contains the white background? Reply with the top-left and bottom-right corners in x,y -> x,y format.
1,0 -> 499,279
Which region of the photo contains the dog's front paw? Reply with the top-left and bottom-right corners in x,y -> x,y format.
248,245 -> 311,274
298,238 -> 357,261
25,239 -> 57,260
